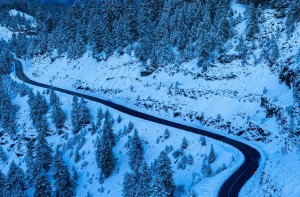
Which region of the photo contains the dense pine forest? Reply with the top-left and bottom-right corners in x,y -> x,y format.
0,0 -> 299,99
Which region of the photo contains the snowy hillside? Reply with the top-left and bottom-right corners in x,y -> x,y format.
0,9 -> 36,42
0,0 -> 300,197
21,1 -> 300,196
8,9 -> 37,27
0,75 -> 242,196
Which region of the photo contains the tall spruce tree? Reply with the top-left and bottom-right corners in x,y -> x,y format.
95,112 -> 116,178
25,140 -> 38,185
246,4 -> 259,39
0,81 -> 17,135
30,91 -> 48,131
34,172 -> 52,197
0,146 -> 7,162
71,95 -> 80,133
6,162 -> 27,197
78,98 -> 91,126
96,132 -> 116,178
96,108 -> 104,130
51,93 -> 66,129
122,172 -> 137,197
0,49 -> 12,75
0,170 -> 6,197
127,129 -> 144,172
35,131 -> 52,172
137,162 -> 152,196
151,151 -> 175,197
286,0 -> 300,33
53,150 -> 75,197
124,0 -> 139,44
208,144 -> 216,164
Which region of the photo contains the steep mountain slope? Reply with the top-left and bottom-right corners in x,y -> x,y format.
21,1 -> 300,196
0,0 -> 299,196
1,73 -> 242,196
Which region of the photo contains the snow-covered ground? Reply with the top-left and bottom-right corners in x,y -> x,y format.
1,77 -> 243,196
1,0 -> 299,196
19,2 -> 300,196
0,26 -> 12,41
9,9 -> 37,27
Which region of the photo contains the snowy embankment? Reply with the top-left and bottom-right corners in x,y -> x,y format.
5,73 -> 243,196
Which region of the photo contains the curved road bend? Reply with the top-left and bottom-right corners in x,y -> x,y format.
14,59 -> 260,197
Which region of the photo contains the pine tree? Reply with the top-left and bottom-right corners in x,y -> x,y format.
52,102 -> 66,129
74,147 -> 80,163
72,166 -> 78,181
54,150 -> 75,197
34,172 -> 52,197
96,108 -> 104,130
122,172 -> 137,197
181,137 -> 188,149
91,123 -> 97,135
6,162 -> 27,197
151,151 -> 175,196
71,95 -> 80,133
0,49 -> 12,75
88,14 -> 105,56
286,0 -> 300,34
49,90 -> 59,106
27,89 -> 35,109
267,34 -> 279,65
25,140 -> 37,185
246,4 -> 259,39
0,82 -> 17,135
72,97 -> 91,133
96,132 -> 116,178
0,170 -> 6,197
216,15 -> 231,44
96,110 -> 116,178
79,98 -> 91,126
208,144 -> 216,164
35,131 -> 52,172
164,129 -> 170,139
124,0 -> 139,44
0,146 -> 7,162
103,111 -> 115,146
51,100 -> 66,129
235,35 -> 248,61
128,129 -> 144,172
137,162 -> 152,196
297,48 -> 300,64
30,91 -> 49,131
200,136 -> 207,146
201,157 -> 212,178
68,27 -> 86,59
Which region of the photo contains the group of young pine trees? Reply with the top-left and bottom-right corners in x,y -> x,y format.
122,130 -> 176,197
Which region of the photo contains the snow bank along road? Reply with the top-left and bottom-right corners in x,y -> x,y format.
14,58 -> 261,197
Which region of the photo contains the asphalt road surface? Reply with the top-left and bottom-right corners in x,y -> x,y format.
14,58 -> 261,197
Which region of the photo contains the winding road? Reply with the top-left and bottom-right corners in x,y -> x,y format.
14,58 -> 260,197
